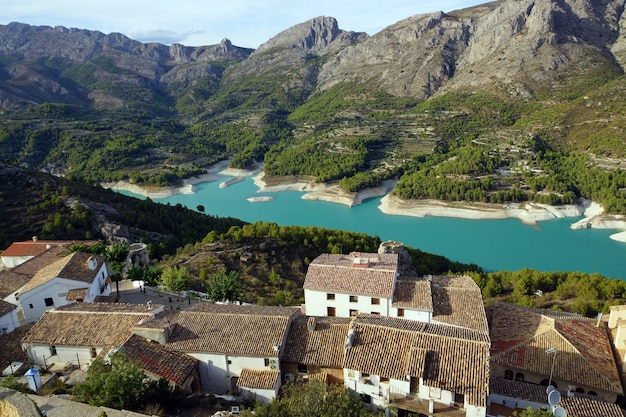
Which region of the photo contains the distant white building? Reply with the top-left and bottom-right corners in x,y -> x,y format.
15,252 -> 111,324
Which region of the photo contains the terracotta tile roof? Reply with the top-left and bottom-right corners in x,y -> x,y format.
10,246 -> 66,276
0,299 -> 16,317
22,304 -> 155,348
2,240 -> 96,257
392,280 -> 432,310
431,276 -> 488,332
0,324 -> 32,372
344,314 -> 490,407
237,369 -> 280,390
57,302 -> 162,314
19,252 -> 106,295
282,315 -> 351,368
120,334 -> 198,386
489,378 -> 626,416
303,252 -> 398,298
490,302 -> 623,395
561,396 -> 626,417
489,377 -> 553,404
65,288 -> 88,300
163,303 -> 299,357
0,270 -> 30,298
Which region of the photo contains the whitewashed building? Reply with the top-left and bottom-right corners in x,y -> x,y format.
21,303 -> 163,369
15,252 -> 111,324
135,303 -> 300,402
303,252 -> 400,318
303,252 -> 489,333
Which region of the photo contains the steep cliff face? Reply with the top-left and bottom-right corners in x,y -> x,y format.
442,0 -> 626,95
316,11 -> 476,100
317,0 -> 626,99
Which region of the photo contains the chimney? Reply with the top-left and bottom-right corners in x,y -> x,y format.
87,256 -> 98,270
32,236 -> 38,242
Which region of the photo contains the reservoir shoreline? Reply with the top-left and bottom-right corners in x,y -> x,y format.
103,164 -> 626,243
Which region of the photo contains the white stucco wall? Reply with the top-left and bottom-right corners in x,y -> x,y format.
305,289 -> 392,318
1,255 -> 32,268
487,394 -> 545,414
390,307 -> 432,322
0,309 -> 19,334
24,344 -> 100,368
465,403 -> 487,417
239,385 -> 278,404
344,369 -> 412,411
189,352 -> 278,394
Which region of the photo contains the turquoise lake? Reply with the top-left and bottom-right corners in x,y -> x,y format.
117,174 -> 626,279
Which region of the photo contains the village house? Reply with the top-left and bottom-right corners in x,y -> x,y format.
281,315 -> 352,384
133,303 -> 300,403
343,314 -> 490,417
303,252 -> 400,318
488,302 -> 624,416
21,302 -> 164,370
15,251 -> 111,324
303,251 -> 488,333
0,246 -> 66,307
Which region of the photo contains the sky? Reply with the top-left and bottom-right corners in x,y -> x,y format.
1,0 -> 483,49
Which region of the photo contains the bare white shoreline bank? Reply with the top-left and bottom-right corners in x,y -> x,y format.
104,164 -> 626,242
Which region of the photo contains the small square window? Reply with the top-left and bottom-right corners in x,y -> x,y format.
371,298 -> 380,305
397,308 -> 405,317
44,298 -> 54,307
297,363 -> 308,373
327,293 -> 335,300
327,307 -> 336,316
370,312 -> 380,315
350,309 -> 358,317
350,295 -> 358,303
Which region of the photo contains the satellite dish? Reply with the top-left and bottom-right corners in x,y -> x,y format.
553,406 -> 567,417
546,385 -> 555,395
548,390 -> 561,406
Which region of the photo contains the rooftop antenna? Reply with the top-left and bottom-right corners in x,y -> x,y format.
545,347 -> 557,387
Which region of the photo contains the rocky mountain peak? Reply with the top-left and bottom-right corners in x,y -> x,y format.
253,16 -> 344,55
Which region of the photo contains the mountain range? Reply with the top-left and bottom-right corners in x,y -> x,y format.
0,0 -> 625,211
